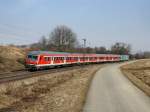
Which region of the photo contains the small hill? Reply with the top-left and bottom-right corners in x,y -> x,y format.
0,46 -> 26,73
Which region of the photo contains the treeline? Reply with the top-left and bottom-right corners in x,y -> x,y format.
20,25 -> 130,55
14,25 -> 150,59
133,52 -> 150,59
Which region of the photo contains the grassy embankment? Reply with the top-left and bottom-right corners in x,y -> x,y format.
0,65 -> 102,112
0,46 -> 25,73
121,59 -> 150,96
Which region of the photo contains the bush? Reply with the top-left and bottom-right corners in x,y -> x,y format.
0,56 -> 4,63
17,58 -> 25,65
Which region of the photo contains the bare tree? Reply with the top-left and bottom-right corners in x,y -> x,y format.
38,36 -> 47,50
30,36 -> 48,50
86,47 -> 94,53
143,52 -> 150,58
95,46 -> 107,54
134,51 -> 150,59
111,42 -> 131,55
134,52 -> 144,59
49,25 -> 78,52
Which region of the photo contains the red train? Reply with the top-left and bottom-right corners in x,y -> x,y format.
26,51 -> 128,70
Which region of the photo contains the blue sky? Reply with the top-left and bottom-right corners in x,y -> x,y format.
0,0 -> 150,52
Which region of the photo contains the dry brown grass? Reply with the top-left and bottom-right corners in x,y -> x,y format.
0,65 -> 102,112
121,59 -> 150,96
0,45 -> 25,73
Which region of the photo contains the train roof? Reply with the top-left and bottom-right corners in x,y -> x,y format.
28,51 -> 122,57
28,51 -> 69,55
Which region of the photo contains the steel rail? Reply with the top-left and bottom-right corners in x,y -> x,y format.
0,65 -> 93,84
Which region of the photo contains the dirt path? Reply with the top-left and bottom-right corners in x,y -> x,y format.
83,62 -> 150,112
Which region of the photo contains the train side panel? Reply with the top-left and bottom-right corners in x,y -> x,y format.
26,51 -> 129,70
120,55 -> 129,61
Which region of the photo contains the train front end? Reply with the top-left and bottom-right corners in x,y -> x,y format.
25,53 -> 39,70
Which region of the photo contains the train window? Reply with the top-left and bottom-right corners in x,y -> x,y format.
54,57 -> 57,60
28,55 -> 37,60
54,57 -> 59,60
100,57 -> 104,59
80,57 -> 83,60
47,57 -> 51,61
74,57 -> 78,61
44,57 -> 48,61
28,55 -> 32,59
45,57 -> 47,61
33,56 -> 38,60
89,57 -> 91,60
67,57 -> 71,60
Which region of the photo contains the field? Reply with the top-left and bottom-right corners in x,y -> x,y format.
0,65 -> 102,112
121,59 -> 150,96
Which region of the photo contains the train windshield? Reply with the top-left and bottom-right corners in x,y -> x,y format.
28,55 -> 38,61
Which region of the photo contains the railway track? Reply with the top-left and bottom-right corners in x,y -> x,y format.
0,65 -> 94,84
